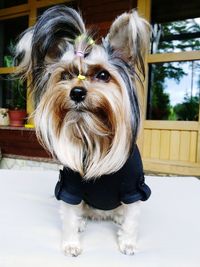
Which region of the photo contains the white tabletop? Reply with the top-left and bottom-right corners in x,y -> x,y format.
0,169 -> 200,267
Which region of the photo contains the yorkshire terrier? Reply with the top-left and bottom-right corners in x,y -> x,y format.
16,6 -> 151,256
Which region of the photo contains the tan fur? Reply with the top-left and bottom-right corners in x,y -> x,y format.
34,47 -> 133,178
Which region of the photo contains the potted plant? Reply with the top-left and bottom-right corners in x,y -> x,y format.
4,40 -> 27,127
8,79 -> 27,127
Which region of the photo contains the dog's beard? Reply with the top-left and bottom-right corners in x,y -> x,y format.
34,80 -> 133,179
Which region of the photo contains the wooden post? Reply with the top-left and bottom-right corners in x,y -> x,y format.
136,0 -> 151,154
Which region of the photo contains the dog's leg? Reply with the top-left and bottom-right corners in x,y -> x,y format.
118,201 -> 141,255
60,201 -> 83,257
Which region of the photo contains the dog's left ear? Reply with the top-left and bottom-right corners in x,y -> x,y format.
107,10 -> 150,75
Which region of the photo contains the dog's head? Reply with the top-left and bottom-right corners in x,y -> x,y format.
16,6 -> 149,178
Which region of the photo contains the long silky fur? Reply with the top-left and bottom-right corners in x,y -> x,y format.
16,6 -> 148,179
16,5 -> 86,104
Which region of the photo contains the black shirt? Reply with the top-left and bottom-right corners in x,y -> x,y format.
55,145 -> 151,210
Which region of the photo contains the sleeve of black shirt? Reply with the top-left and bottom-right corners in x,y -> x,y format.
120,145 -> 151,204
55,168 -> 83,205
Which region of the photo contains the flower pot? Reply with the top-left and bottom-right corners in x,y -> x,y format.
9,110 -> 27,127
0,108 -> 9,126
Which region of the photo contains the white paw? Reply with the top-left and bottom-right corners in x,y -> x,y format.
119,240 -> 136,255
62,242 -> 82,257
118,231 -> 136,256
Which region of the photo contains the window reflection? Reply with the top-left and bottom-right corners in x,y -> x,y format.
147,61 -> 200,121
151,18 -> 200,54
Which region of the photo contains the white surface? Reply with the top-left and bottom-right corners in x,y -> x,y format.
0,169 -> 200,267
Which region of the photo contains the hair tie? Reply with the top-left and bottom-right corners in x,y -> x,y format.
78,74 -> 86,80
76,50 -> 84,57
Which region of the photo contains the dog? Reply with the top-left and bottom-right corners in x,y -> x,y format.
15,5 -> 151,256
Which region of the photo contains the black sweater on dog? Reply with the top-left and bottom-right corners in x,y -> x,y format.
55,145 -> 151,210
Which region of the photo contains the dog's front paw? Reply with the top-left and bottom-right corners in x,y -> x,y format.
118,232 -> 136,255
62,242 -> 82,257
119,240 -> 135,255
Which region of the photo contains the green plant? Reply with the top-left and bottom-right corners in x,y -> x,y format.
4,40 -> 15,67
3,40 -> 26,110
10,79 -> 26,110
3,55 -> 13,67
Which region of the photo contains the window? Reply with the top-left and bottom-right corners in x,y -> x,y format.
0,16 -> 28,67
0,15 -> 28,110
0,0 -> 27,9
147,0 -> 200,121
147,61 -> 200,121
151,18 -> 200,54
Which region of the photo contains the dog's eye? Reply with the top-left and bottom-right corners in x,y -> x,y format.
95,70 -> 110,82
61,72 -> 73,81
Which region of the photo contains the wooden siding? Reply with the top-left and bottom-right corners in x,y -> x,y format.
0,127 -> 50,158
79,0 -> 137,36
142,121 -> 200,175
80,0 -> 135,24
143,121 -> 198,163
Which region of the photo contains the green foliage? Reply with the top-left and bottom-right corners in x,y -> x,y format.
4,40 -> 26,110
157,19 -> 200,53
174,94 -> 199,121
10,79 -> 26,110
4,40 -> 15,67
150,18 -> 200,121
150,62 -> 186,120
151,77 -> 171,120
168,107 -> 177,120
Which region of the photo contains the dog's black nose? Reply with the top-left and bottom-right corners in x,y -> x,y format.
70,87 -> 87,103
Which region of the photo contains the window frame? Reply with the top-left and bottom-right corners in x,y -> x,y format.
144,5 -> 200,122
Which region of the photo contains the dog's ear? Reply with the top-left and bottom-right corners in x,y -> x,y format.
107,10 -> 150,75
15,27 -> 34,77
15,6 -> 86,103
16,6 -> 85,71
31,6 -> 85,64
